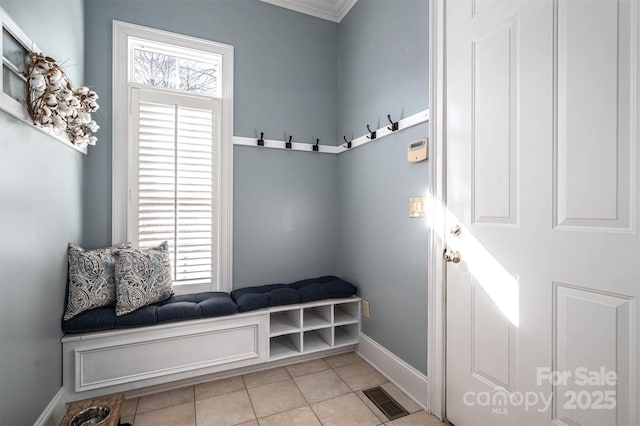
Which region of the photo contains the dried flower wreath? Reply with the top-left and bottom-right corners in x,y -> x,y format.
26,52 -> 99,148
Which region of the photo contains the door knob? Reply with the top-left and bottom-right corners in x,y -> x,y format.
444,250 -> 462,263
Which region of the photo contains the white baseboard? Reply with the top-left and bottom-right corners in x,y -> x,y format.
33,387 -> 66,426
356,333 -> 429,410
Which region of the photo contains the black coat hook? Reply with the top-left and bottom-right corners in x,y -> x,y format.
343,136 -> 352,149
286,135 -> 293,149
257,132 -> 264,147
366,124 -> 376,140
313,138 -> 319,152
387,114 -> 399,131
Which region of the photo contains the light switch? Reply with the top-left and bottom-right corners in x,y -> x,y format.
362,300 -> 370,318
409,197 -> 427,218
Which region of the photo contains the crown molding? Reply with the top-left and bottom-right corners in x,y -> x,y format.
336,0 -> 357,21
260,0 -> 357,23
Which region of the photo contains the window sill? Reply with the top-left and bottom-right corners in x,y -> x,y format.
172,282 -> 221,295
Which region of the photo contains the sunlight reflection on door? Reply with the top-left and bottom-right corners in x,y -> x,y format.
428,193 -> 519,327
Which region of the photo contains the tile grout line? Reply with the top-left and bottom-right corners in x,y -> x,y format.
244,367 -> 307,421
192,385 -> 197,426
330,358 -> 392,425
285,359 -> 332,379
289,360 -> 327,425
131,387 -> 196,422
241,373 -> 260,425
130,397 -> 140,426
306,400 -> 324,426
283,365 -> 314,422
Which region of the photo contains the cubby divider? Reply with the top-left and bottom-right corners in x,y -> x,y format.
269,332 -> 302,360
267,297 -> 361,361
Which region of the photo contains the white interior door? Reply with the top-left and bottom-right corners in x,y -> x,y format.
444,0 -> 639,425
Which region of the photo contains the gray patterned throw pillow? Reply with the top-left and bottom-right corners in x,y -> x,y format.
114,242 -> 173,316
64,243 -> 132,321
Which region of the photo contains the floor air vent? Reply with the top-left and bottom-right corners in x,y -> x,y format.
363,386 -> 409,420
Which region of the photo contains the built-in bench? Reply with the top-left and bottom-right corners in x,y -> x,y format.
62,276 -> 359,401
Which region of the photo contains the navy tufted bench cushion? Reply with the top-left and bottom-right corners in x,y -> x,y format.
231,276 -> 358,313
62,292 -> 238,333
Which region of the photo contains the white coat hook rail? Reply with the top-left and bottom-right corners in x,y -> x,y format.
232,108 -> 429,155
234,133 -> 341,153
336,109 -> 429,154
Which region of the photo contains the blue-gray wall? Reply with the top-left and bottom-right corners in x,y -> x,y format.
83,0 -> 340,286
234,148 -> 338,286
336,0 -> 429,374
0,1 -> 85,424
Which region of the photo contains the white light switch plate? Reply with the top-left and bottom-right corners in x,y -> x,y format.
409,197 -> 427,218
362,300 -> 370,318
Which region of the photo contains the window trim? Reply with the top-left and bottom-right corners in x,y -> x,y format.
113,20 -> 234,293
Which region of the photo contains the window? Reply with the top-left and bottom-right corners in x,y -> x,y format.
130,88 -> 219,287
113,21 -> 234,293
130,38 -> 220,97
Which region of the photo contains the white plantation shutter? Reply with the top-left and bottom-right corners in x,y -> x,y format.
129,87 -> 220,290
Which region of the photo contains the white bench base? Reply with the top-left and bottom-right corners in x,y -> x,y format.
62,297 -> 361,402
62,311 -> 269,402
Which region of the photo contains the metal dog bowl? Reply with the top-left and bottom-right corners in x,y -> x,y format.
68,405 -> 112,426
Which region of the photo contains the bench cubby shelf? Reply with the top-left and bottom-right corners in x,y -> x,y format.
268,297 -> 361,361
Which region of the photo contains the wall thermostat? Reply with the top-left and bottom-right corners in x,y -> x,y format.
408,138 -> 428,162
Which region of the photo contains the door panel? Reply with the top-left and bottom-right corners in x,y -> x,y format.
445,0 -> 639,425
554,283 -> 634,425
471,277 -> 517,392
554,0 -> 636,229
472,19 -> 519,225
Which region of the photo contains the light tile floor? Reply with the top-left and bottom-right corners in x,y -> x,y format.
119,352 -> 446,426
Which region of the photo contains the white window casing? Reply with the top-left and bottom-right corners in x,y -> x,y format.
113,21 -> 233,292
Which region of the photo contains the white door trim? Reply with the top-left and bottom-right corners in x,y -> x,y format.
426,0 -> 447,420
